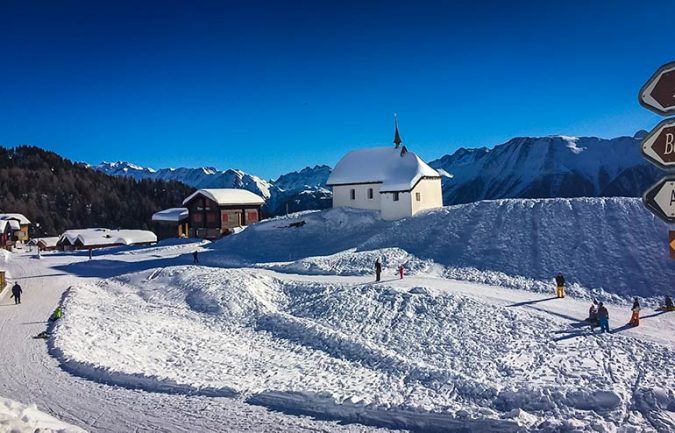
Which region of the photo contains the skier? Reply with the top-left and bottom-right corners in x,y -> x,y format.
10,282 -> 23,305
375,258 -> 382,282
398,264 -> 404,279
555,273 -> 565,299
50,306 -> 63,322
597,302 -> 610,333
588,300 -> 599,327
629,297 -> 641,326
193,250 -> 199,264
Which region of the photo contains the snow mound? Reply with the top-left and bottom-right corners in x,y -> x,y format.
0,396 -> 87,433
53,267 -> 675,432
0,249 -> 9,263
263,248 -> 438,277
214,197 -> 673,298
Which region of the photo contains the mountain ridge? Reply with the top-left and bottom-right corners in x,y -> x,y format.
95,131 -> 658,213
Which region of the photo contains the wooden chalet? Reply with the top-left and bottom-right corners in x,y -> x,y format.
0,213 -> 31,249
182,189 -> 265,239
151,208 -> 189,241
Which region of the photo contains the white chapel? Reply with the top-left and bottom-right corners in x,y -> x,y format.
326,119 -> 443,220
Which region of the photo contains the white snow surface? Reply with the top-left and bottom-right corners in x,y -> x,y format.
213,197 -> 674,298
2,197 -> 674,433
327,146 -> 440,192
181,188 -> 265,206
58,228 -> 157,247
0,396 -> 87,433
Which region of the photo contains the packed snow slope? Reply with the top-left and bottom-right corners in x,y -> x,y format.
0,396 -> 87,433
0,246 -> 394,433
54,260 -> 675,432
211,197 -> 673,298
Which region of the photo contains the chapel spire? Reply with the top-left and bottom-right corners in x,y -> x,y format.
393,113 -> 402,148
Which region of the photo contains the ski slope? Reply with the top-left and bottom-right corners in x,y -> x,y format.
0,198 -> 673,432
0,245 -> 395,433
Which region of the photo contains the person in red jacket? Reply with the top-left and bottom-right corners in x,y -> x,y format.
398,264 -> 404,279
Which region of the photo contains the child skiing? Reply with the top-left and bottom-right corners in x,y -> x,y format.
629,298 -> 641,326
398,264 -> 404,279
375,258 -> 382,282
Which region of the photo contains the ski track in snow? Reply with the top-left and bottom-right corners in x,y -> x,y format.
0,246 -> 396,433
0,199 -> 674,433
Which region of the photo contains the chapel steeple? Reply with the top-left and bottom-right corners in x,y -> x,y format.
393,113 -> 402,148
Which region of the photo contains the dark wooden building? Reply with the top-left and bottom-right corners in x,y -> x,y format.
0,213 -> 31,249
151,208 -> 189,241
182,189 -> 265,239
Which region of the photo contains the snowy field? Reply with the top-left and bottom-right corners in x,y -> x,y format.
0,396 -> 86,433
1,198 -> 673,432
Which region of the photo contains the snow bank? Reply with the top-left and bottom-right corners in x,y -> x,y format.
214,198 -> 673,299
264,248 -> 439,277
0,396 -> 87,433
53,266 -> 675,432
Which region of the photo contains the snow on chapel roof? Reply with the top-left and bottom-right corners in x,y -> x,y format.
182,188 -> 265,206
327,147 -> 440,192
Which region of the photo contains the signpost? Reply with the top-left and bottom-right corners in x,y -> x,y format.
639,61 -> 675,115
640,61 -> 675,258
641,118 -> 675,170
643,176 -> 675,224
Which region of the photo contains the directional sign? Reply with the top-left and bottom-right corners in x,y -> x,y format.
640,62 -> 675,115
643,176 -> 675,223
670,231 -> 675,259
641,118 -> 675,169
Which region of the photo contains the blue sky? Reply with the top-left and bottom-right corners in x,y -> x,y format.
1,0 -> 673,179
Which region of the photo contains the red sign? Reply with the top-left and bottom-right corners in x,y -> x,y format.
640,62 -> 675,115
641,118 -> 675,169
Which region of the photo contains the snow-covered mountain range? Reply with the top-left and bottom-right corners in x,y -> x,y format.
95,131 -> 657,214
94,162 -> 332,216
430,131 -> 658,205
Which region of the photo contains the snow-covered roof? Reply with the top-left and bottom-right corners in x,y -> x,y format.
0,213 -> 31,225
327,147 -> 440,192
0,220 -> 21,232
58,228 -> 157,247
182,188 -> 265,206
35,237 -> 59,247
152,208 -> 189,222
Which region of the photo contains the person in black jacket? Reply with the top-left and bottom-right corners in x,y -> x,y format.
555,273 -> 565,298
375,258 -> 382,282
11,282 -> 23,304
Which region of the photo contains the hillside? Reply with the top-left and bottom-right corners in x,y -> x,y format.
0,146 -> 192,236
210,197 -> 673,298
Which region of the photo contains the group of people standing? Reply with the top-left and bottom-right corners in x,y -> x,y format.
556,272 -> 673,333
374,259 -> 405,282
